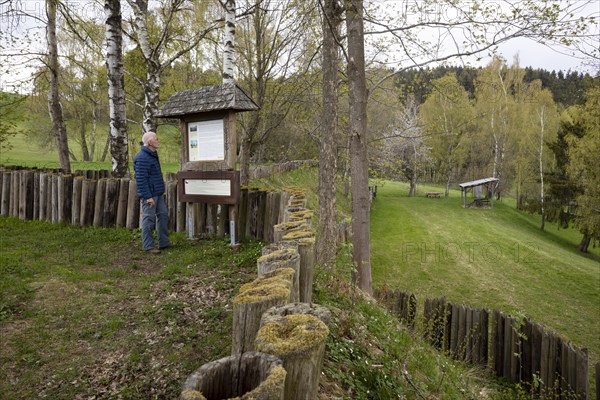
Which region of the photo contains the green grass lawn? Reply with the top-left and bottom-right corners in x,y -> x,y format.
370,180 -> 600,371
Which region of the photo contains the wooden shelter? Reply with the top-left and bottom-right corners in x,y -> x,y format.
459,177 -> 499,208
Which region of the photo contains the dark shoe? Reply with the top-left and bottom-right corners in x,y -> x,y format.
146,249 -> 161,255
159,244 -> 172,250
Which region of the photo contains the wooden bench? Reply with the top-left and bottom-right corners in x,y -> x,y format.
426,192 -> 442,198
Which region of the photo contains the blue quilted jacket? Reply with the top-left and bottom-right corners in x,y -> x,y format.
134,146 -> 165,200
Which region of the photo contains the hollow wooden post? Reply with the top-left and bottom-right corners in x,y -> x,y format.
260,302 -> 331,327
262,241 -> 299,256
257,248 -> 301,302
232,276 -> 291,355
282,230 -> 316,304
273,221 -> 309,243
180,352 -> 286,400
255,314 -> 329,400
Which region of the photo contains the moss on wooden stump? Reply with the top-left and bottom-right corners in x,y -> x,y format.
181,352 -> 286,400
273,220 -> 309,242
262,241 -> 298,256
281,230 -> 316,303
255,314 -> 329,400
257,248 -> 300,302
232,276 -> 291,354
260,302 -> 331,327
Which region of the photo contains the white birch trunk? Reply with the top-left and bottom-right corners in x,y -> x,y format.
222,0 -> 236,83
105,0 -> 129,177
46,0 -> 72,173
538,104 -> 546,231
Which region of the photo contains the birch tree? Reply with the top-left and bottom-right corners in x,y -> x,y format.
125,0 -> 219,134
105,0 -> 129,177
222,0 -> 235,84
46,0 -> 71,172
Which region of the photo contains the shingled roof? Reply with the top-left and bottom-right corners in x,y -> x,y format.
156,82 -> 259,118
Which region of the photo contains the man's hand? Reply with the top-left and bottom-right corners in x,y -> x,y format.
146,198 -> 155,207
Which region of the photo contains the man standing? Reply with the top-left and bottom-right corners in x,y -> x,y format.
134,131 -> 170,254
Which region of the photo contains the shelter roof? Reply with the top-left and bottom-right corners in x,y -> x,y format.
156,82 -> 259,118
459,177 -> 499,189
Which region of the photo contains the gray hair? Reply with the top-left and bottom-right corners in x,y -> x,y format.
141,131 -> 157,146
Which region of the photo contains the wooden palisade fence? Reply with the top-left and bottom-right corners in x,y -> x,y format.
1,167 -> 295,242
376,288 -> 595,399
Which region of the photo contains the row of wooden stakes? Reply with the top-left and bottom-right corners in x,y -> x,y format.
377,289 -> 597,400
0,168 -> 305,243
180,188 -> 331,400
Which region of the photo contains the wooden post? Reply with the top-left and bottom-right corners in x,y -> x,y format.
103,178 -> 119,227
80,179 -> 96,227
257,248 -> 301,302
255,314 -> 329,400
238,189 -> 248,240
93,179 -> 106,227
180,352 -> 286,400
1,171 -> 11,216
19,170 -> 34,220
273,220 -> 309,243
126,180 -> 139,229
231,276 -> 291,355
260,302 -> 331,327
72,176 -> 83,226
11,171 -> 20,217
281,230 -> 316,303
177,199 -> 187,233
51,174 -> 59,223
33,172 -> 40,220
116,178 -> 129,228
595,362 -> 599,400
521,319 -> 533,383
39,173 -> 48,220
575,348 -> 588,400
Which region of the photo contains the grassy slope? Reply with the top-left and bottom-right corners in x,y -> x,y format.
371,180 -> 600,366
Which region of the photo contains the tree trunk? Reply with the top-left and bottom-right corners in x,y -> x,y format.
46,0 -> 71,173
539,104 -> 546,231
142,61 -> 160,133
317,0 -> 341,268
105,0 -> 130,177
79,115 -> 91,161
346,0 -> 372,295
578,232 -> 590,253
222,0 -> 235,84
239,134 -> 253,187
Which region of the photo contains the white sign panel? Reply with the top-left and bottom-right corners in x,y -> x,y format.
188,120 -> 225,161
184,179 -> 231,196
